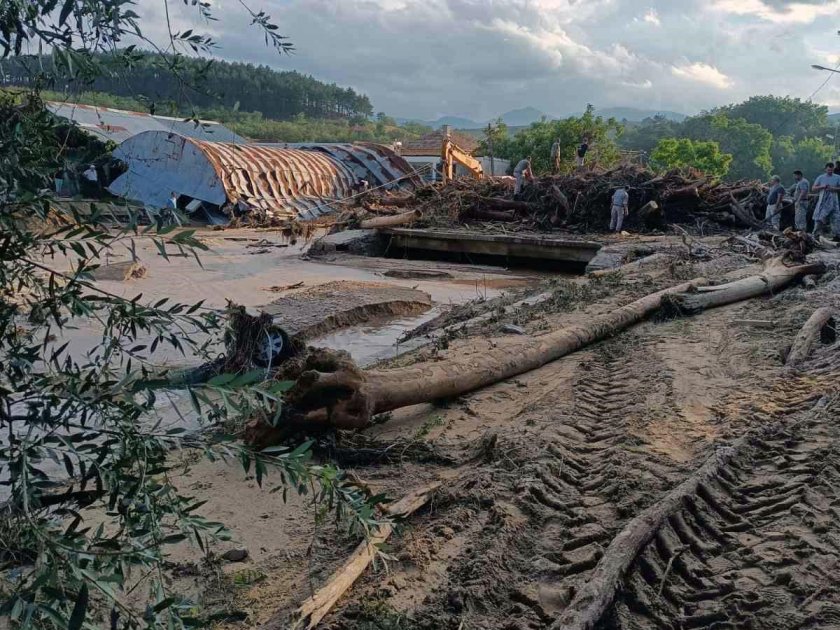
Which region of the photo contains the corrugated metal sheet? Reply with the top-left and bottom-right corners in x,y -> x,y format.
109,132 -> 416,221
197,140 -> 357,220
47,101 -> 247,144
260,142 -> 421,189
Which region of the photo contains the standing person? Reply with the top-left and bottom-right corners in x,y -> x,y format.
54,169 -> 64,196
610,186 -> 629,233
791,170 -> 810,231
162,191 -> 182,227
513,157 -> 534,198
765,175 -> 785,230
576,137 -> 589,168
81,164 -> 99,196
550,138 -> 562,174
812,162 -> 840,238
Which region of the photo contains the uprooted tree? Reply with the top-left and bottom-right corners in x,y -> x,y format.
0,4 -> 381,629
246,256 -> 824,448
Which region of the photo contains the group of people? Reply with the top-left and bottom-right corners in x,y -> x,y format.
513,137 -> 591,198
607,163 -> 840,236
551,137 -> 590,173
513,146 -> 840,238
765,163 -> 840,238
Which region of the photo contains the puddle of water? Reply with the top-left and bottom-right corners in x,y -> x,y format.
312,307 -> 444,367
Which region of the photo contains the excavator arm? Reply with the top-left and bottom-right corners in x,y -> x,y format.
440,133 -> 483,184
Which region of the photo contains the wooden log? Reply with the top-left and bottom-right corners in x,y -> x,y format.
785,307 -> 836,367
663,185 -> 699,200
550,185 -> 570,212
730,235 -> 775,260
463,208 -> 517,222
375,194 -> 413,207
246,278 -> 708,444
359,210 -> 421,229
588,252 -> 671,278
729,194 -> 763,229
731,319 -> 776,328
638,200 -> 660,219
278,482 -> 441,630
663,258 -> 825,316
551,446 -> 738,630
478,196 -> 537,212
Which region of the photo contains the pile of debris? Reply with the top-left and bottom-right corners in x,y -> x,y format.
359,164 -> 770,233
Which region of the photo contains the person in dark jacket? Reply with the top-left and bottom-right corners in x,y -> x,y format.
576,137 -> 589,167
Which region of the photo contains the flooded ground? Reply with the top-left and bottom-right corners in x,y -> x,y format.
67,229 -> 541,364
30,227 -> 840,630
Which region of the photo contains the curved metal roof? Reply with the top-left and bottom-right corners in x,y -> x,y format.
109,132 -> 418,222
191,140 -> 357,220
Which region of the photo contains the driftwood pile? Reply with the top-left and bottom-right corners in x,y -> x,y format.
361,165 -> 770,233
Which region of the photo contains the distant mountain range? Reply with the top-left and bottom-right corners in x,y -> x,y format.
582,107 -> 687,123
398,106 -> 687,130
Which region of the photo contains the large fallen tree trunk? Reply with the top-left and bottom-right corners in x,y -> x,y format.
359,210 -> 420,229
552,445 -> 738,630
785,307 -> 836,367
246,278 -> 707,446
662,257 -> 825,316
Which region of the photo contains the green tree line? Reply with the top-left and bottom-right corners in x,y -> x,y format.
620,96 -> 835,181
1,52 -> 374,120
486,96 -> 835,182
30,89 -> 431,144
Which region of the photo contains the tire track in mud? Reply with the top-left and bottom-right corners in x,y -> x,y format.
357,343 -> 689,630
597,349 -> 840,630
510,346 -> 686,626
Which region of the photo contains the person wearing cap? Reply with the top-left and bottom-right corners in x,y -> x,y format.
791,170 -> 810,231
765,175 -> 785,230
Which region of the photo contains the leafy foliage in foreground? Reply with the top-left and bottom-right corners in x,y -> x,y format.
0,3 -> 383,629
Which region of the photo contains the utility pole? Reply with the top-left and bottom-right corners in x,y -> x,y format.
485,122 -> 495,176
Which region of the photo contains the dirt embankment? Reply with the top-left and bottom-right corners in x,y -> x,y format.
261,280 -> 432,340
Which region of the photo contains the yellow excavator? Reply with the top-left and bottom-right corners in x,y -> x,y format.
440,128 -> 483,184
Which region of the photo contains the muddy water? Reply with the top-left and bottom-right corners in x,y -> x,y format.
76,229 -> 533,366
31,229 -> 540,443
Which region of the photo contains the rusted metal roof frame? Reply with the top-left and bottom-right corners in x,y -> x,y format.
110,133 -> 418,222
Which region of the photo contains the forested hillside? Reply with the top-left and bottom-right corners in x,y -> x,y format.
620,96 -> 834,181
1,52 -> 373,120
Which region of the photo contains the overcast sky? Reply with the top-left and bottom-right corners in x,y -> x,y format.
144,0 -> 840,121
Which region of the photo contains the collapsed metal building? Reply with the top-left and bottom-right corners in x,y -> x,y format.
108,131 -> 418,222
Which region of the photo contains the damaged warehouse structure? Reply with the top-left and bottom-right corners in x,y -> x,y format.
108,130 -> 419,224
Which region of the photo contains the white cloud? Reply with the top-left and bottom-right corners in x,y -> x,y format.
671,61 -> 734,89
129,0 -> 840,119
620,79 -> 654,89
709,0 -> 840,24
637,8 -> 661,26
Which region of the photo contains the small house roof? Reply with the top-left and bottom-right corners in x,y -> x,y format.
400,129 -> 480,156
